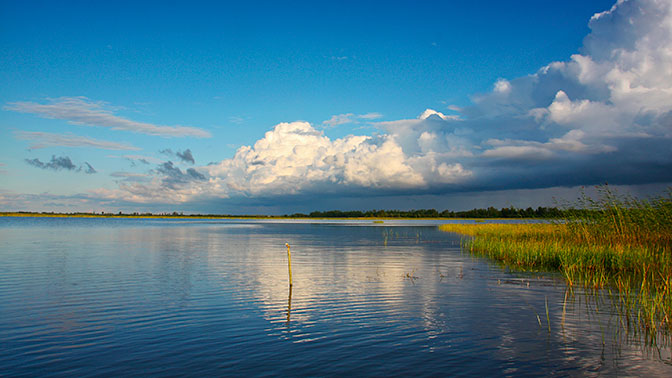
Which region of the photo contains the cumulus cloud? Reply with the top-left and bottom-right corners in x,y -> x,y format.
418,109 -> 460,121
98,119 -> 472,204
207,121 -> 471,195
89,0 -> 672,205
5,97 -> 211,138
15,131 -> 139,150
25,155 -> 97,174
454,0 -> 672,186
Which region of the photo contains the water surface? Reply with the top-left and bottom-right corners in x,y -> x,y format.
1,217 -> 670,376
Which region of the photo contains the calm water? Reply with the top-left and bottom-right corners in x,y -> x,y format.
1,217 -> 670,376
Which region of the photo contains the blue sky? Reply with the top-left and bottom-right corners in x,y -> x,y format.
1,0 -> 671,214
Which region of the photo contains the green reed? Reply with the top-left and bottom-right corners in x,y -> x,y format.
439,187 -> 672,334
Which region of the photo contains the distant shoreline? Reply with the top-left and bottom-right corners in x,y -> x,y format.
0,206 -> 565,220
0,212 -> 538,221
0,212 -> 297,220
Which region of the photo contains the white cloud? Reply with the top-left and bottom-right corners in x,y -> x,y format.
493,78 -> 512,94
526,0 -> 672,138
99,121 -> 471,204
375,110 -> 472,159
462,0 -> 672,171
418,108 -> 460,121
358,112 -> 383,120
544,91 -> 620,132
207,121 -> 445,195
15,131 -> 140,150
85,0 -> 672,205
322,113 -> 355,127
482,130 -> 616,160
5,97 -> 211,138
322,112 -> 384,127
110,171 -> 150,180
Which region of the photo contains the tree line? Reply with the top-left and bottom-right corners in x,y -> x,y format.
5,206 -> 568,219
287,206 -> 565,219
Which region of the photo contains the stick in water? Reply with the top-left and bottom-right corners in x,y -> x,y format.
285,243 -> 293,286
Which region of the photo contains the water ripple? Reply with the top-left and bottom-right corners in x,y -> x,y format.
1,219 -> 671,375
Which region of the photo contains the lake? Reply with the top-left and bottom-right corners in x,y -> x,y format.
1,217 -> 670,376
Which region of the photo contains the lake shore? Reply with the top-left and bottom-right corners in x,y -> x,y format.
0,212 -> 536,221
440,189 -> 672,334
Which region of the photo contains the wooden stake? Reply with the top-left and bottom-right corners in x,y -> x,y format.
285,243 -> 293,286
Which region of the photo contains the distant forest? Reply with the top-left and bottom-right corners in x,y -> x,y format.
4,206 -> 570,219
287,206 -> 564,219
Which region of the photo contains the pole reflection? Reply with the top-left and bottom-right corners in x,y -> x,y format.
286,284 -> 292,326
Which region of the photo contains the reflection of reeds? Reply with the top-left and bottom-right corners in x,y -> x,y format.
439,187 -> 672,334
404,269 -> 418,283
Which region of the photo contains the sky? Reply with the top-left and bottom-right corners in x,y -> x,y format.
1,0 -> 671,214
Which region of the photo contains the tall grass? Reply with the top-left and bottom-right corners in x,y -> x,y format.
439,187 -> 672,333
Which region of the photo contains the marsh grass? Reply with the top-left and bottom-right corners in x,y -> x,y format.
439,187 -> 672,334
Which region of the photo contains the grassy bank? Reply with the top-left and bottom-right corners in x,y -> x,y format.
440,188 -> 672,333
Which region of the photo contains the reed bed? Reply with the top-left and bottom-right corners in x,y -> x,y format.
439,188 -> 672,333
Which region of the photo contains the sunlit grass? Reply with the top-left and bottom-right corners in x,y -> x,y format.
439,187 -> 672,333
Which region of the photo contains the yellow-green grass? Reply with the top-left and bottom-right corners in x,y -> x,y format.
440,189 -> 672,333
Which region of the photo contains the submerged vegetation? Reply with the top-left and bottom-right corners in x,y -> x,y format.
440,187 -> 672,334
